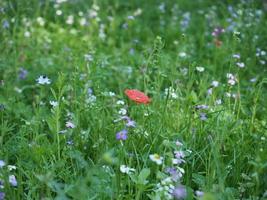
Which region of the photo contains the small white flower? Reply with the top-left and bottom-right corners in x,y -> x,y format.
24,31 -> 31,38
36,75 -> 51,85
118,108 -> 127,115
179,52 -> 187,57
66,15 -> 74,25
149,153 -> 163,165
84,54 -> 93,61
250,78 -> 257,83
211,81 -> 219,87
215,99 -> 222,105
228,79 -> 236,85
56,10 -> 62,16
37,17 -> 45,26
79,18 -> 87,26
175,140 -> 183,146
236,62 -> 245,68
7,165 -> 16,171
116,100 -> 125,105
66,121 -> 75,129
196,66 -> 205,72
49,101 -> 58,107
120,165 -> 135,174
232,54 -> 240,59
225,92 -> 231,97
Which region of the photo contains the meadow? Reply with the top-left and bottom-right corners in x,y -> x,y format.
0,0 -> 267,199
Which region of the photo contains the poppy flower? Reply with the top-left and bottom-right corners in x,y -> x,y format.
124,89 -> 151,104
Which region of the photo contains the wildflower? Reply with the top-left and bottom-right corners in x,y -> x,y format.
49,101 -> 58,107
149,154 -> 163,165
120,165 -> 135,174
125,89 -> 151,104
179,52 -> 187,58
66,140 -> 74,145
195,190 -> 204,197
18,68 -> 28,80
66,121 -> 75,129
232,54 -> 240,59
172,185 -> 187,199
7,165 -> 16,171
250,78 -> 257,83
56,10 -> 62,15
195,105 -> 209,110
36,75 -> 51,85
175,140 -> 183,146
66,15 -> 74,25
199,113 -> 207,121
126,120 -> 136,127
36,17 -> 45,26
24,31 -> 31,38
0,160 -> 5,168
212,27 -> 225,37
196,66 -> 205,72
9,175 -> 17,187
236,62 -> 245,68
116,100 -> 125,105
116,130 -> 128,140
118,108 -> 127,115
0,192 -> 5,200
215,99 -> 222,105
84,54 -> 93,62
211,80 -> 219,87
207,88 -> 213,95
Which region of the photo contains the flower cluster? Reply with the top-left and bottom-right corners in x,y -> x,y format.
0,160 -> 17,199
152,140 -> 193,199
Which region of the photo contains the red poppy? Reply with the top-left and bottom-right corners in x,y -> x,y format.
124,89 -> 151,104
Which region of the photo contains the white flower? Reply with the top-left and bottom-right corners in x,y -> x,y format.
24,31 -> 31,38
116,100 -> 125,105
66,121 -> 75,129
228,79 -> 236,85
7,165 -> 16,171
232,54 -> 240,59
236,62 -> 245,68
211,81 -> 219,87
120,165 -> 135,174
56,10 -> 62,16
79,18 -> 87,26
149,154 -> 163,165
215,99 -> 222,105
179,52 -> 187,57
49,101 -> 58,107
66,15 -> 74,25
37,17 -> 45,26
225,92 -> 231,97
118,108 -> 127,115
196,66 -> 205,72
36,75 -> 51,85
84,54 -> 93,62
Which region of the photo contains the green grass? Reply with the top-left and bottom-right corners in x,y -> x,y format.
0,0 -> 267,199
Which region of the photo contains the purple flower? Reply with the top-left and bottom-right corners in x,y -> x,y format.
172,185 -> 187,199
212,27 -> 225,37
9,175 -> 17,187
0,160 -> 5,168
116,130 -> 128,141
165,167 -> 181,181
2,19 -> 9,29
0,192 -> 5,200
195,190 -> 204,197
18,68 -> 28,80
199,113 -> 207,121
126,120 -> 136,127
